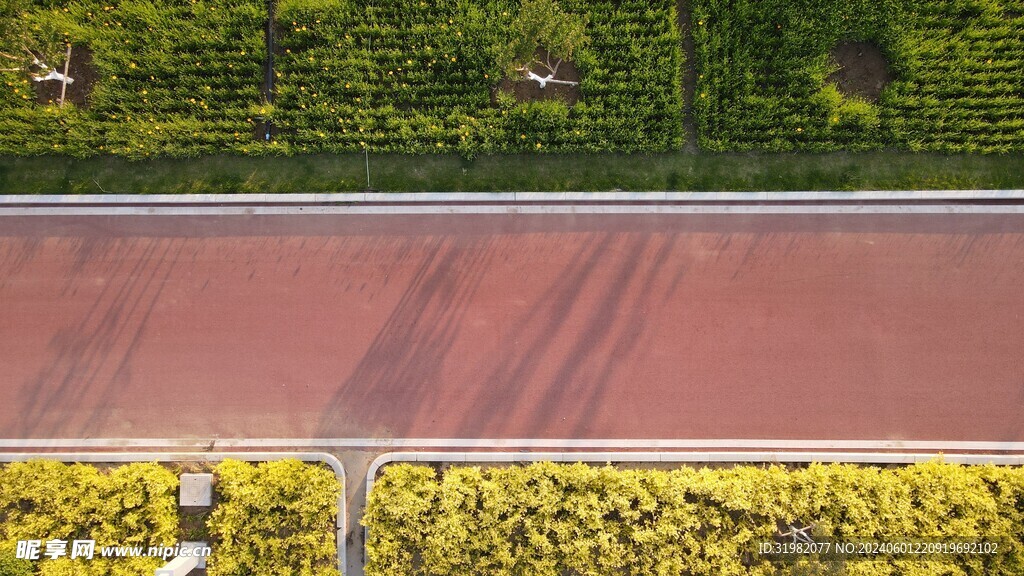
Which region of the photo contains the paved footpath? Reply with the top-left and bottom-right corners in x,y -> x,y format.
1,211 -> 1022,443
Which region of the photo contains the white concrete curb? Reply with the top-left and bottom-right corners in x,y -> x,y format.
361,450 -> 1024,563
5,190 -> 1024,215
2,190 -> 1024,205
5,437 -> 1024,452
8,204 -> 1024,215
0,452 -> 347,574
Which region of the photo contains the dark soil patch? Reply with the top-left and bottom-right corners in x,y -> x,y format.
253,120 -> 295,142
271,21 -> 289,58
826,41 -> 892,102
492,47 -> 581,106
180,507 -> 213,541
33,45 -> 97,108
264,19 -> 280,103
1005,10 -> 1022,19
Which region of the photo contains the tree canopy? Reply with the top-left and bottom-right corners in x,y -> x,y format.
0,0 -> 69,73
496,0 -> 589,78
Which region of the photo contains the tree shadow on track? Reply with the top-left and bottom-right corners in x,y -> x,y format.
8,238 -> 179,437
446,232 -> 619,438
451,232 -> 686,439
310,212 -> 1024,441
4,213 -> 1024,239
313,222 -> 695,440
314,233 -> 501,437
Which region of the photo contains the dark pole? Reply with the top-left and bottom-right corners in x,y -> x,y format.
263,0 -> 276,141
365,37 -> 371,189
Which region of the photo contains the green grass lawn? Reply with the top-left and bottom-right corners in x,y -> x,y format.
2,151 -> 1022,194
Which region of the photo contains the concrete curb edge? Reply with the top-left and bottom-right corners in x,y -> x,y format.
5,437 -> 1024,451
3,190 -> 1024,205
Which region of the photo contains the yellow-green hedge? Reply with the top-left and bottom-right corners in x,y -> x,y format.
206,459 -> 341,576
363,460 -> 1024,576
0,460 -> 178,575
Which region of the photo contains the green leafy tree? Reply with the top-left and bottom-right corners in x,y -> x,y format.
495,0 -> 588,87
0,0 -> 65,74
0,0 -> 32,71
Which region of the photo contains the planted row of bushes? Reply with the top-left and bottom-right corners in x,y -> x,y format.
1,0 -> 684,157
363,460 -> 1024,575
0,459 -> 341,576
270,0 -> 684,155
0,0 -> 266,158
4,0 -> 1022,157
693,0 -> 1024,153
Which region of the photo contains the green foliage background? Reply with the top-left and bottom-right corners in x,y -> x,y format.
693,0 -> 1024,153
364,461 -> 1024,576
2,0 -> 1022,160
272,0 -> 684,155
0,0 -> 684,158
0,0 -> 266,158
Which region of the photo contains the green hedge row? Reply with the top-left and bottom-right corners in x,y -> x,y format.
363,460 -> 1024,576
271,0 -> 684,155
0,0 -> 266,158
693,0 -> 1024,153
1,0 -> 683,158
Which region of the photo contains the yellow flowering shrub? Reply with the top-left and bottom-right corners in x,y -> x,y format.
0,460 -> 178,575
364,461 -> 1024,576
206,459 -> 341,576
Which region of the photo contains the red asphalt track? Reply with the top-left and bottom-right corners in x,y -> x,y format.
0,212 -> 1022,441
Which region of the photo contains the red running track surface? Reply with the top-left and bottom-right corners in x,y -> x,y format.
0,213 -> 1022,441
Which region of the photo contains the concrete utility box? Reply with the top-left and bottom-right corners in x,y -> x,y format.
154,541 -> 208,575
181,541 -> 209,569
179,474 -> 213,507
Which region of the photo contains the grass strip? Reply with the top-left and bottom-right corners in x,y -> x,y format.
1,152 -> 1023,194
